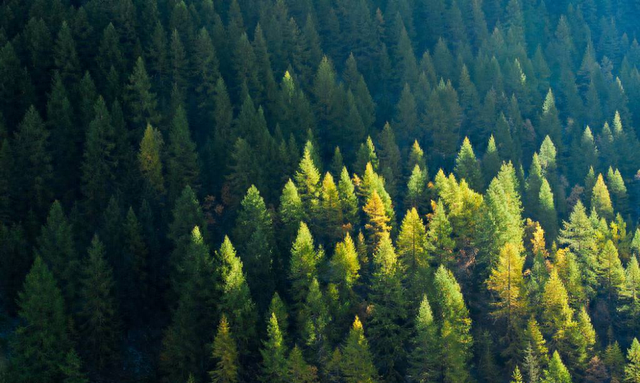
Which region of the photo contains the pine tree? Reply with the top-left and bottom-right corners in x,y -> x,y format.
591,174 -> 614,221
261,313 -> 288,383
406,165 -> 427,211
279,180 -> 305,246
210,315 -> 239,383
434,266 -> 473,383
340,316 -> 379,383
454,137 -> 484,191
295,144 -> 322,220
217,237 -> 257,352
300,278 -> 329,361
483,135 -> 502,183
319,172 -> 344,243
138,124 -> 165,194
9,257 -> 72,383
512,366 -> 525,383
539,90 -> 562,153
408,295 -> 440,383
78,235 -> 121,371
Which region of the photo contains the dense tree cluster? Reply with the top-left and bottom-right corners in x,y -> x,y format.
3,0 -> 640,382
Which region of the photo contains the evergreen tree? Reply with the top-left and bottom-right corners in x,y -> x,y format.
625,339 -> 640,383
368,233 -> 408,381
9,257 -> 73,383
126,57 -> 160,137
364,190 -> 391,249
78,235 -> 121,371
454,137 -> 484,191
287,345 -> 318,383
543,351 -> 572,383
591,174 -> 614,221
138,124 -> 165,194
81,97 -> 117,222
620,256 -> 640,335
539,178 -> 558,241
233,186 -> 275,310
261,313 -> 288,383
210,315 -> 239,383
408,295 -> 440,383
397,208 -> 429,302
217,237 -> 257,352
340,316 -> 379,383
289,222 -> 322,313
434,266 -> 473,383
167,105 -> 200,200
425,200 -> 456,269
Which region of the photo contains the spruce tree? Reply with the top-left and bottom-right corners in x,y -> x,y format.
289,222 -> 322,313
397,208 -> 429,302
543,351 -> 572,383
625,339 -> 640,383
539,178 -> 558,241
287,345 -> 318,383
279,179 -> 305,246
126,57 -> 160,137
338,167 -> 360,230
425,200 -> 456,269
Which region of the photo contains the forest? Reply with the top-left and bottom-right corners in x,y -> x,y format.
3,0 -> 640,382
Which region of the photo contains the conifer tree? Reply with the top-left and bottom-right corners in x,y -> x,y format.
261,313 -> 288,383
597,240 -> 625,306
36,201 -> 79,307
368,233 -> 408,381
454,137 -> 484,191
289,222 -> 322,312
138,124 -> 165,194
591,174 -> 614,221
364,190 -> 392,249
319,172 -> 343,243
78,235 -> 121,371
82,97 -> 117,221
287,345 -> 318,383
620,256 -> 640,335
161,227 -> 216,383
426,200 -> 456,269
625,339 -> 640,383
233,186 -> 275,310
167,105 -> 200,200
606,341 -> 626,382
295,144 -> 322,220
338,167 -> 360,230
539,178 -> 558,241
340,316 -> 379,383
279,180 -> 305,246
543,351 -> 572,383
217,237 -> 257,352
408,295 -> 440,383
406,165 -> 427,210
126,57 -> 159,137
512,366 -> 525,383
434,266 -> 473,383
210,315 -> 239,383
397,208 -> 429,301
300,278 -> 329,361
539,90 -> 562,152
487,242 -> 525,361
483,136 -> 502,183
13,106 -> 52,215
9,257 -> 73,383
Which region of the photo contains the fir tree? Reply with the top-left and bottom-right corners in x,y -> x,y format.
397,208 -> 429,302
408,295 -> 440,383
289,222 -> 322,312
138,124 -> 165,194
625,339 -> 640,383
126,57 -> 160,136
364,190 -> 392,249
287,345 -> 318,383
425,200 -> 456,269
167,105 -> 200,200
591,174 -> 614,221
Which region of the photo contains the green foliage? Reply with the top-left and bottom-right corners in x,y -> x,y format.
210,315 -> 239,383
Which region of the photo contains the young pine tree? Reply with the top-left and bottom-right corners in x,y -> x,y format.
210,315 -> 239,383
